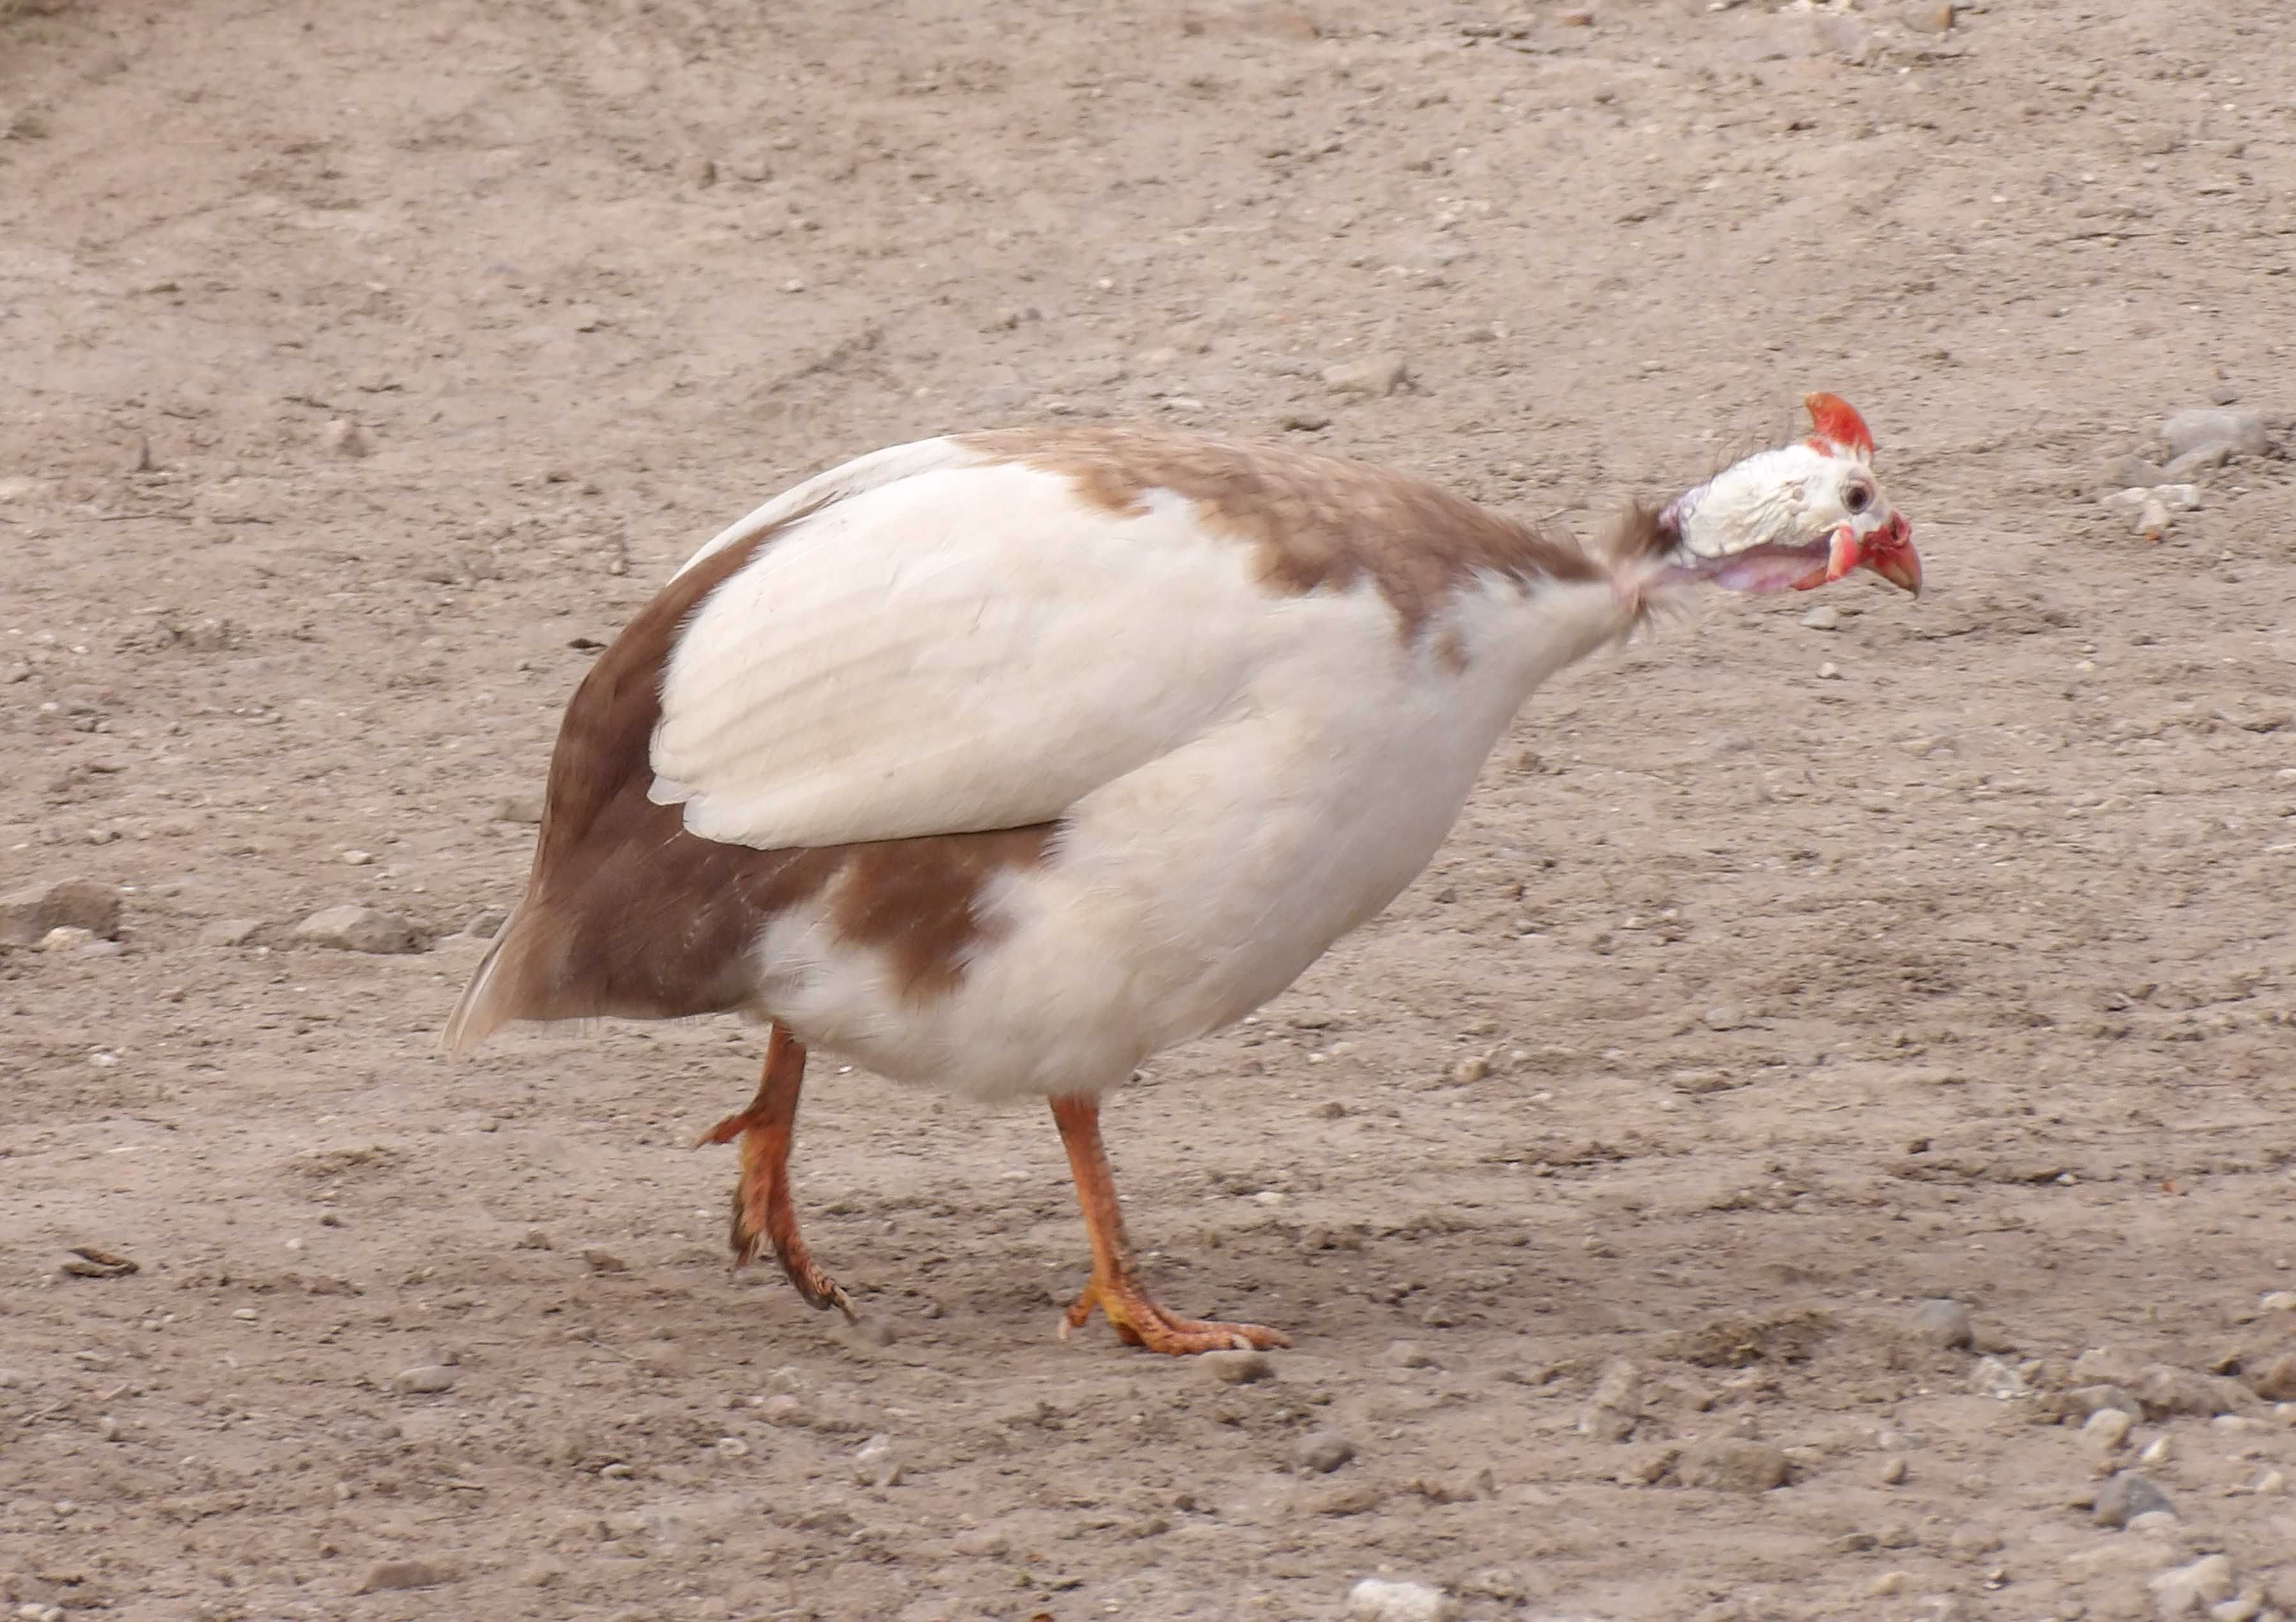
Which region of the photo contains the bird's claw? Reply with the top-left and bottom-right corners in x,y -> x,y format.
1059,1270 -> 1290,1356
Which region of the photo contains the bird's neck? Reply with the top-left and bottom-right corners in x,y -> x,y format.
1442,574 -> 1642,726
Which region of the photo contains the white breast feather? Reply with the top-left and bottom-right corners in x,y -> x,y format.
650,466 -> 1324,850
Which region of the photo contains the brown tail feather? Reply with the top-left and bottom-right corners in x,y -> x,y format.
442,905 -> 529,1057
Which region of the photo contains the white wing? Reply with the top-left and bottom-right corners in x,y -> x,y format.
672,436 -> 988,578
650,456 -> 1307,850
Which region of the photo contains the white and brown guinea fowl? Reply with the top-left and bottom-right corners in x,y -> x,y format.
446,392 -> 1920,1355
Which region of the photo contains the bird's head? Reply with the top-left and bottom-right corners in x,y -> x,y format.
1640,393 -> 1921,598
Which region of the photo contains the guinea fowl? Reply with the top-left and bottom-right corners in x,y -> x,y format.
446,393 -> 1920,1355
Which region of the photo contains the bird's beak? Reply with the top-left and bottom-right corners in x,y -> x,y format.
1789,514 -> 1922,597
1862,513 -> 1922,597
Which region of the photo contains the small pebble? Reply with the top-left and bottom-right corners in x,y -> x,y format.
755,1394 -> 804,1426
2246,1353 -> 2296,1400
2093,1470 -> 2175,1528
1910,1298 -> 1974,1350
2069,1384 -> 2146,1420
1880,1453 -> 1908,1485
1816,661 -> 1841,680
2161,407 -> 2269,459
1388,1340 -> 1439,1369
2073,1347 -> 2142,1386
580,1247 -> 629,1273
1969,1321 -> 2018,1356
392,1365 -> 457,1395
323,418 -> 371,458
2164,444 -> 2231,479
2149,1554 -> 2237,1616
1800,604 -> 1842,632
1677,1438 -> 1790,1493
1580,1358 -> 1642,1442
1322,354 -> 1411,398
2082,1406 -> 2136,1461
0,876 -> 122,945
294,905 -> 419,955
1347,1577 -> 1454,1622
2140,1434 -> 2174,1466
2101,454 -> 2168,490
341,848 -> 374,866
952,1526 -> 1010,1556
1969,1355 -> 2030,1399
358,1559 -> 447,1593
1870,1572 -> 1910,1596
852,1434 -> 902,1487
1200,1349 -> 1275,1385
1949,1524 -> 2004,1560
198,918 -> 262,948
1291,1429 -> 1357,1475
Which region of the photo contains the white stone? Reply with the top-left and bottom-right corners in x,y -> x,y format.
853,1434 -> 902,1487
2149,1554 -> 2236,1617
1348,1578 -> 1455,1622
2083,1406 -> 2136,1461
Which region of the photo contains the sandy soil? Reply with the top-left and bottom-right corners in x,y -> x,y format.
4,1 -> 2296,1618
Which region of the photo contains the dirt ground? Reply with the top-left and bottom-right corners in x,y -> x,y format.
4,0 -> 2296,1618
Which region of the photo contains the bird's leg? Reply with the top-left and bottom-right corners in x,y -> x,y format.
695,1020 -> 855,1320
1050,1093 -> 1289,1356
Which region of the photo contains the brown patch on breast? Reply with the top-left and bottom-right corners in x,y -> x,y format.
960,424 -> 1603,640
446,503 -> 1054,1052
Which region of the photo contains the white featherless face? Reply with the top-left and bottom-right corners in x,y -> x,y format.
1647,394 -> 1921,597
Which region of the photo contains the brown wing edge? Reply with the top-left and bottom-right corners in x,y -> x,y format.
441,512 -> 810,1057
441,495 -> 1060,1058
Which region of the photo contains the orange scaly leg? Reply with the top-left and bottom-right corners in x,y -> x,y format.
1050,1093 -> 1288,1356
695,1021 -> 855,1320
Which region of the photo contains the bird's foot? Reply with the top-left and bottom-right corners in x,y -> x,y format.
725,1174 -> 856,1321
697,1023 -> 857,1323
1059,1268 -> 1289,1356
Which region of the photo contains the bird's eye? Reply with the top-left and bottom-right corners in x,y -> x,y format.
1844,481 -> 1873,514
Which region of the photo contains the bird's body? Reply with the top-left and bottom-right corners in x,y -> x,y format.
450,405 -> 1920,1354
453,428 -> 1645,1101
